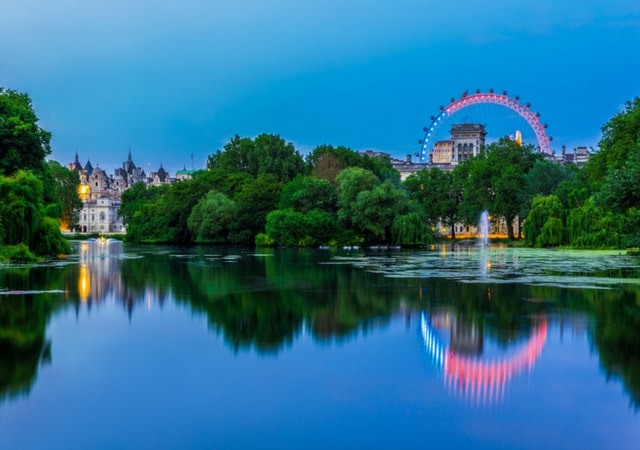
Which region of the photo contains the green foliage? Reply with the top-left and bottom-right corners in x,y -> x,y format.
278,175 -> 337,213
587,97 -> 640,187
391,212 -> 434,246
523,195 -> 566,247
0,243 -> 37,262
405,167 -> 464,238
336,167 -> 379,227
207,134 -> 304,183
120,183 -> 172,242
595,148 -> 640,213
567,198 -> 624,248
45,160 -> 82,229
0,88 -> 51,176
33,217 -> 70,255
187,190 -> 237,243
459,138 -> 539,239
0,171 -> 42,246
265,208 -> 336,246
553,168 -> 593,209
520,159 -> 575,219
350,180 -> 412,243
307,144 -> 399,184
255,233 -> 275,247
0,171 -> 69,255
228,174 -> 282,244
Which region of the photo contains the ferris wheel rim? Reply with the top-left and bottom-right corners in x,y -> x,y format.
419,90 -> 552,160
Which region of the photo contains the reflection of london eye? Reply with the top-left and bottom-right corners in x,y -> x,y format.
421,311 -> 547,404
418,89 -> 553,162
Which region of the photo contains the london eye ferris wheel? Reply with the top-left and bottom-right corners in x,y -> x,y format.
417,89 -> 553,162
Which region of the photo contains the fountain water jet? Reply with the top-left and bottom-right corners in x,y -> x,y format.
478,210 -> 489,246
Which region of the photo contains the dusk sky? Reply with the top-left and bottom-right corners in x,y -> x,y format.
1,0 -> 638,175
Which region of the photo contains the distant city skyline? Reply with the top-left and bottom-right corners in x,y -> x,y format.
2,0 -> 638,175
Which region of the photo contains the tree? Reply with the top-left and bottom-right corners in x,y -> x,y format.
228,174 -> 282,244
519,159 -> 575,219
0,88 -> 51,176
586,97 -> 640,187
595,148 -> 640,214
45,160 -> 82,231
350,180 -> 412,243
523,195 -> 566,247
307,144 -> 399,184
187,190 -> 237,243
336,167 -> 379,228
0,171 -> 69,256
278,176 -> 337,214
404,167 -> 462,237
460,138 -> 539,239
207,134 -> 305,183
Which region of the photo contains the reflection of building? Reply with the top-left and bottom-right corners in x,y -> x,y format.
421,310 -> 548,405
450,316 -> 483,355
76,240 -> 126,304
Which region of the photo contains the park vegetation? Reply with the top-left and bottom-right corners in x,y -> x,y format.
2,84 -> 640,252
0,88 -> 81,261
117,97 -> 640,249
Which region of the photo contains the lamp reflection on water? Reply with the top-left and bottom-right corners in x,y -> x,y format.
75,238 -> 122,304
78,263 -> 90,302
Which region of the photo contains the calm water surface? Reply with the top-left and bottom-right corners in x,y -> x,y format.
1,242 -> 639,449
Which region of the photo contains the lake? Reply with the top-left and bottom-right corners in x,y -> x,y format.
1,241 -> 639,449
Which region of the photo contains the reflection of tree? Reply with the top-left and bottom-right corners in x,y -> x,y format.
116,248 -> 405,353
424,279 -> 640,410
0,280 -> 57,402
588,289 -> 640,410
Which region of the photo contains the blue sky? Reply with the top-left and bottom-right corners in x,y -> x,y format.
1,0 -> 638,175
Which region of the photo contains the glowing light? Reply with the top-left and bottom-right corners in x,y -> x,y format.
421,311 -> 548,405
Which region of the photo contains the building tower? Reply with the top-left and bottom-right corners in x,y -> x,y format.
451,124 -> 486,165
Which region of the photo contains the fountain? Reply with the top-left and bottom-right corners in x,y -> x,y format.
478,210 -> 489,246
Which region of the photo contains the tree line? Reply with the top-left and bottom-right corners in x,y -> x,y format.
120,97 -> 640,249
2,85 -> 639,254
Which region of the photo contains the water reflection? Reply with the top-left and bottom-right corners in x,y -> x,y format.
1,244 -> 640,413
421,310 -> 547,405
